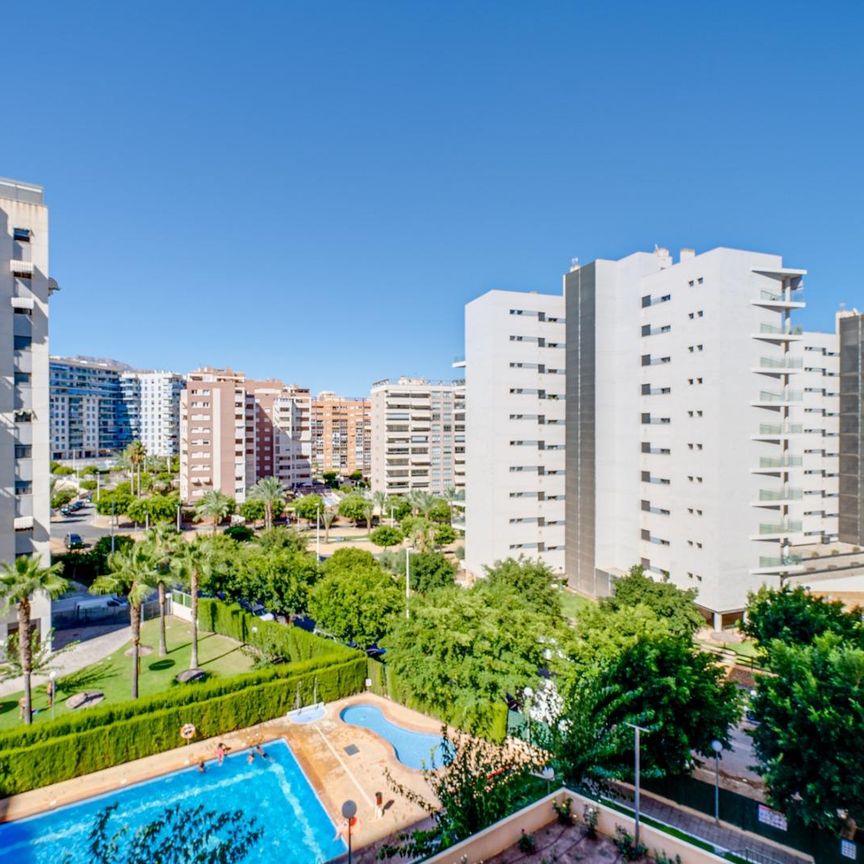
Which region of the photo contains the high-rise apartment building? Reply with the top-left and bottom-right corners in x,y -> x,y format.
1,177 -> 56,640
370,378 -> 465,496
120,371 -> 184,457
244,380 -> 312,489
49,357 -> 133,459
838,311 -> 864,545
311,392 -> 371,478
180,368 -> 247,503
180,369 -> 314,504
464,290 -> 566,577
563,245 -> 842,625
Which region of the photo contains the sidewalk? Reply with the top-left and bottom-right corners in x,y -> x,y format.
611,788 -> 812,864
0,626 -> 131,698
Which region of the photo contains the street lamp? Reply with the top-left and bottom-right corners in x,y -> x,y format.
625,722 -> 648,852
176,503 -> 182,532
405,546 -> 411,620
316,503 -> 321,561
711,739 -> 723,823
111,499 -> 116,553
49,670 -> 57,721
341,799 -> 357,864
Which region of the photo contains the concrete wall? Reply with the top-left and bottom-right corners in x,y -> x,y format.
424,788 -> 729,864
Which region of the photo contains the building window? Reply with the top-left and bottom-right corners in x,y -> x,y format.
14,444 -> 32,458
13,228 -> 31,242
13,335 -> 31,350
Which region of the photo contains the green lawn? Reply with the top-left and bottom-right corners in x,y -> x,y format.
0,617 -> 255,730
559,588 -> 594,621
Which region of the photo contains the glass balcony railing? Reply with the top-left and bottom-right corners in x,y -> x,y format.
755,390 -> 802,403
759,456 -> 803,469
758,488 -> 803,501
758,555 -> 803,568
759,356 -> 803,369
757,423 -> 803,435
759,323 -> 803,336
758,521 -> 802,535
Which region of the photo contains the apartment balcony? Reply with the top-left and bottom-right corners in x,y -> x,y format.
751,555 -> 805,576
751,423 -> 803,442
751,488 -> 803,507
751,455 -> 803,475
750,520 -> 803,541
752,356 -> 803,375
752,323 -> 803,342
750,389 -> 802,408
750,290 -> 805,311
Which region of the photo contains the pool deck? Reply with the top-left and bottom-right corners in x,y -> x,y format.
0,693 -> 441,855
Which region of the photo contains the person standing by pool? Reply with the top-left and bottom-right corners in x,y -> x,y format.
215,742 -> 228,765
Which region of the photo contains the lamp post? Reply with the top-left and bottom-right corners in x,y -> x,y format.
405,546 -> 411,620
316,503 -> 321,561
49,670 -> 57,721
341,799 -> 357,864
176,503 -> 182,532
625,722 -> 648,852
711,739 -> 723,823
111,499 -> 116,553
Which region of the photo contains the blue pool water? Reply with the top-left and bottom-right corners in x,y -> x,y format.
0,741 -> 346,864
340,703 -> 445,770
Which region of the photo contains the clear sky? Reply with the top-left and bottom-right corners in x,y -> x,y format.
4,1 -> 862,395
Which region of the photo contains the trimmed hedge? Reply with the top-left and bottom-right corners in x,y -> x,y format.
0,602 -> 366,796
367,658 -> 508,743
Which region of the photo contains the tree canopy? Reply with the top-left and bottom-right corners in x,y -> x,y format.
483,557 -> 563,621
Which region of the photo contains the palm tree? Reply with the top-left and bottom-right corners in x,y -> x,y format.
322,507 -> 336,543
147,525 -> 180,657
372,490 -> 388,522
408,490 -> 435,518
361,498 -> 374,532
93,544 -> 159,699
247,476 -> 285,531
195,490 -> 233,534
171,542 -> 207,670
0,556 -> 68,724
122,441 -> 147,497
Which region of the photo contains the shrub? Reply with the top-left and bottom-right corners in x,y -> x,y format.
517,830 -> 536,853
370,526 -> 402,548
224,525 -> 254,542
613,826 -> 647,861
80,479 -> 98,491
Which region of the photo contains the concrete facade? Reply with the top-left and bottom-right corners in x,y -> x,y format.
838,311 -> 864,545
310,392 -> 371,478
370,378 -> 465,496
0,177 -> 55,640
564,246 -> 831,623
464,290 -> 566,577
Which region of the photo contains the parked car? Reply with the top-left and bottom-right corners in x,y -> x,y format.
69,500 -> 86,512
64,532 -> 84,550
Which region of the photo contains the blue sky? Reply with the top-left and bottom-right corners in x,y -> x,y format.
4,1 -> 862,395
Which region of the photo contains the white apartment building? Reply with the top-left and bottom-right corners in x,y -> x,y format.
370,378 -> 465,496
121,371 -> 184,457
464,290 -> 566,577
1,177 -> 55,641
565,245 -> 833,625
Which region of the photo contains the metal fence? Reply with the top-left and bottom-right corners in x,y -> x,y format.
52,599 -> 161,631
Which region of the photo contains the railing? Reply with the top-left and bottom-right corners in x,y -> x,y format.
759,456 -> 803,468
755,390 -> 801,403
759,290 -> 787,303
758,555 -> 803,568
758,356 -> 803,369
757,423 -> 803,435
758,521 -> 802,535
758,488 -> 803,500
759,323 -> 803,336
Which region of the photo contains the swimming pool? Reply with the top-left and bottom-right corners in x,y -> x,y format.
340,703 -> 445,770
0,740 -> 346,864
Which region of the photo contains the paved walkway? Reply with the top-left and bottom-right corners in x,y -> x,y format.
610,787 -> 812,864
0,625 -> 131,697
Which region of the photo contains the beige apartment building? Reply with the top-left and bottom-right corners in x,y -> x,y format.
180,369 -> 313,504
311,391 -> 371,478
370,377 -> 465,496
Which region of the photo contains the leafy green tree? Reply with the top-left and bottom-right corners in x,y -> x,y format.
255,527 -> 308,553
383,584 -> 550,724
743,584 -> 863,649
338,493 -> 372,527
224,524 -> 254,542
400,515 -> 434,551
52,464 -> 75,476
240,544 -> 320,615
247,476 -> 286,530
370,525 -> 403,548
387,495 -> 412,521
433,524 -> 457,547
146,493 -> 180,524
750,633 -> 864,832
93,544 -> 160,698
239,498 -> 266,524
51,487 -> 76,509
428,498 -> 452,524
125,497 -> 150,525
600,565 -> 704,638
95,488 -> 134,518
70,802 -> 263,864
322,470 -> 339,488
81,464 -> 100,476
293,493 -> 323,525
381,728 -> 539,857
194,490 -> 234,533
80,479 -> 98,492
0,557 -> 68,724
484,557 -> 563,620
409,551 -> 455,593
309,549 -> 402,645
